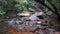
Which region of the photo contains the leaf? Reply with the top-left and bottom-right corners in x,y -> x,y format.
0,9 -> 6,15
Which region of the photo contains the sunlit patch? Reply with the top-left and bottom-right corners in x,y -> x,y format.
17,13 -> 30,16
37,21 -> 42,24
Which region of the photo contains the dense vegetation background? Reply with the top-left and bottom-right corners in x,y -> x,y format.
0,0 -> 60,32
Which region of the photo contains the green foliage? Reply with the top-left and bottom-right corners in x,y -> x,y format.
0,0 -> 17,15
15,0 -> 39,12
52,0 -> 60,10
0,0 -> 40,15
0,9 -> 5,15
